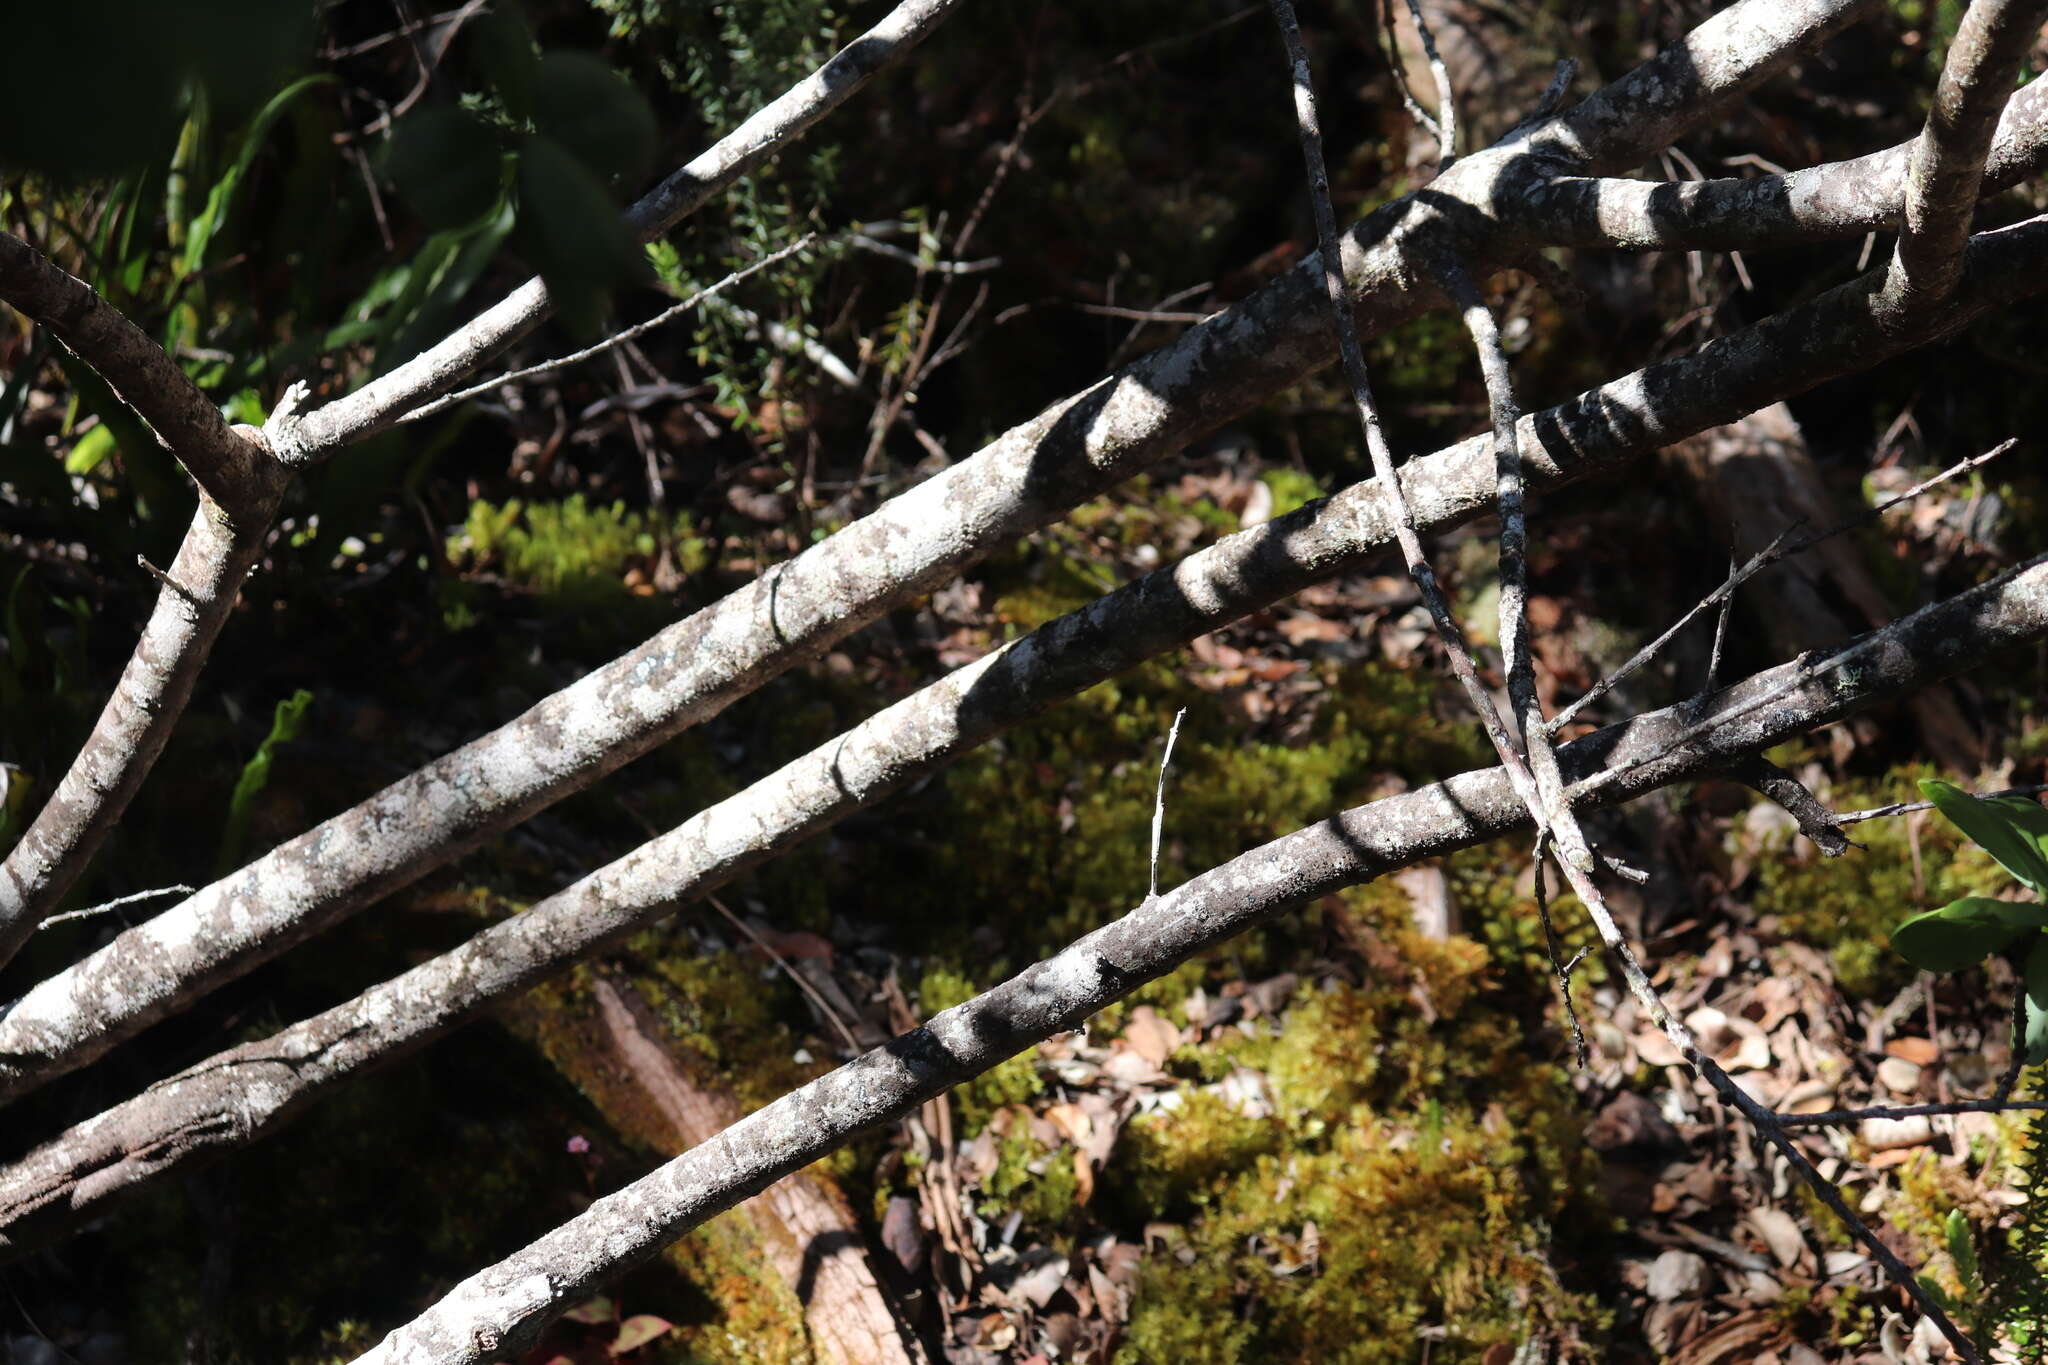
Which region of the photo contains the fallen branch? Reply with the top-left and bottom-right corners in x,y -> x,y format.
0,0 -> 1864,1102
342,555 -> 2048,1365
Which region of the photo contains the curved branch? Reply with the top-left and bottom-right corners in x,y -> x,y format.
1887,0 -> 2048,310
0,491 -> 282,965
0,231 -> 273,512
0,232 -> 287,962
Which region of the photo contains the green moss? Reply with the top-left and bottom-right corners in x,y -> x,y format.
918,963 -> 1046,1127
1105,935 -> 1602,1362
1753,765 -> 2012,998
1258,467 -> 1324,520
449,494 -> 710,604
882,656 -> 1485,959
980,1127 -> 1084,1230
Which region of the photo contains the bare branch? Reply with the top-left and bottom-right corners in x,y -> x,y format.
6,208 -> 2047,1121
1400,0 -> 1459,168
1887,0 -> 2048,310
395,234 -> 817,425
0,493 -> 281,967
331,556 -> 2048,1363
0,0 -> 1978,1105
1728,756 -> 1851,857
0,236 -> 291,963
1536,0 -> 1880,172
285,0 -> 965,455
0,231 -> 275,513
1510,73 -> 2048,252
12,205 -> 2048,1237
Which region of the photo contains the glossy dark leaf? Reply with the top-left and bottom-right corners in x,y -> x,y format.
1921,779 -> 2048,892
388,108 -> 506,231
533,52 -> 656,187
1891,897 -> 2048,973
2027,934 -> 2048,1065
515,135 -> 636,336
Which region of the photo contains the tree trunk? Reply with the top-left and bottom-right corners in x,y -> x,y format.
505,974 -> 929,1365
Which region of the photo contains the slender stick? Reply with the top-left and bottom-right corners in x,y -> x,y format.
397,235 -> 816,425
288,0 -> 967,453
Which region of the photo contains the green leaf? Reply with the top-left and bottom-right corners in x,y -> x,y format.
532,52 -> 655,187
608,1314 -> 673,1355
63,426 -> 117,476
181,74 -> 337,277
2027,935 -> 2048,1066
218,689 -> 315,875
1891,898 -> 2048,972
1920,779 -> 2048,893
387,107 -> 506,231
1917,1274 -> 1959,1316
1988,795 -> 2048,886
1946,1208 -> 1980,1289
468,1 -> 541,119
514,135 -> 636,337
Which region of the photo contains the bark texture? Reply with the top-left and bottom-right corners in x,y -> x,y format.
5,212 -> 2046,1228
0,0 -> 1889,1103
561,978 -> 928,1365
1513,73 -> 2048,251
347,552 -> 2048,1365
0,495 -> 280,961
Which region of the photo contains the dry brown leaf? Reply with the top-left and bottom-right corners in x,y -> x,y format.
1743,1207 -> 1807,1271
1276,613 -> 1346,645
1885,1036 -> 1940,1066
1123,1006 -> 1183,1069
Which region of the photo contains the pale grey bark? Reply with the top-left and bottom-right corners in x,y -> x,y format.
285,0 -> 967,454
345,555 -> 2048,1365
1885,0 -> 2048,311
0,231 -> 289,961
8,207 -> 2046,1245
0,0 -> 1871,1103
1510,73 -> 2048,252
0,497 -> 280,968
0,232 -> 278,513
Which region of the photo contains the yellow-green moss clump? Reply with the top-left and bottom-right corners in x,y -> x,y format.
449,494 -> 710,603
1110,966 -> 1604,1363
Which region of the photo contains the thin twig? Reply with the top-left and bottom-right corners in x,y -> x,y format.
1401,0 -> 1458,168
705,893 -> 863,1056
1835,783 -> 2048,826
1378,0 -> 1443,147
40,884 -> 196,929
1148,708 -> 1187,900
397,235 -> 817,425
1705,538 -> 1736,694
1532,833 -> 1588,1067
1775,1097 -> 2048,1129
1568,549 -> 2048,806
1547,438 -> 2018,734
